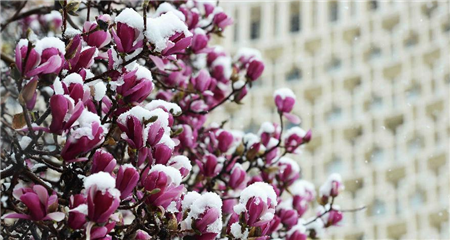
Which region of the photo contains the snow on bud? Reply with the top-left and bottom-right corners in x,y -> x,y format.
61,110 -> 105,162
168,155 -> 192,179
211,55 -> 232,80
289,180 -> 316,217
233,182 -> 278,227
143,164 -> 184,209
234,47 -> 262,66
83,14 -> 112,48
3,185 -> 64,222
258,122 -> 280,146
276,157 -> 300,186
117,106 -> 156,149
284,127 -> 312,153
91,149 -> 117,174
319,173 -> 343,205
112,8 -> 144,53
117,65 -> 154,105
84,172 -> 121,223
116,164 -> 139,200
274,88 -> 296,113
145,11 -> 192,53
181,192 -> 223,239
30,37 -> 66,76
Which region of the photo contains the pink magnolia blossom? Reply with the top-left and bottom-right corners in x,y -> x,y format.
91,149 -> 117,174
4,185 -> 64,222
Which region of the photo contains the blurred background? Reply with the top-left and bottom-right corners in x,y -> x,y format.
211,1 -> 450,239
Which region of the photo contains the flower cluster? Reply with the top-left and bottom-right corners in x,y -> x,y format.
1,1 -> 351,239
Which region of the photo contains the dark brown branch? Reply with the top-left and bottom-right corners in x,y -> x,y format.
1,6 -> 54,31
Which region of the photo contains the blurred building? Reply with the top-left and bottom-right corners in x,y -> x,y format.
212,1 -> 450,239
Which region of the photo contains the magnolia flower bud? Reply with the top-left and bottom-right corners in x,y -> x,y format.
83,14 -> 112,48
135,230 -> 152,240
181,192 -> 223,239
19,78 -> 38,110
84,172 -> 121,224
277,157 -> 300,186
112,8 -> 144,53
168,155 -> 192,179
213,12 -> 233,30
217,130 -> 233,152
91,149 -> 117,174
153,143 -> 174,165
246,59 -> 264,81
116,164 -> 139,200
49,94 -> 84,134
228,163 -> 246,189
196,154 -> 223,178
61,121 -> 105,162
68,194 -> 87,229
191,28 -> 209,53
284,127 -> 312,153
278,208 -> 298,228
274,88 -> 296,113
234,182 -> 277,230
319,174 -> 343,205
191,69 -> 212,92
143,165 -> 183,209
116,66 -> 154,105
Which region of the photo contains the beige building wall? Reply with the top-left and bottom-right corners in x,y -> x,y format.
211,1 -> 450,239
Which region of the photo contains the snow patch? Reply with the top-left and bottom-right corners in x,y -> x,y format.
115,8 -> 144,31
145,12 -> 192,52
273,88 -> 296,99
35,37 -> 66,55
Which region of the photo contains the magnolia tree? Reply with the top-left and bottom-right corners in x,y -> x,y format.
0,1 -> 358,239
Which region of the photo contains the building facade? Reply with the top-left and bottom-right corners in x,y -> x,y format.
211,1 -> 450,239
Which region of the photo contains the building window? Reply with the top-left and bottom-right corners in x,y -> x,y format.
410,191 -> 425,210
327,57 -> 342,72
327,106 -> 343,123
370,95 -> 383,110
371,147 -> 384,164
369,0 -> 378,11
329,1 -> 339,22
286,67 -> 302,81
250,7 -> 261,40
326,156 -> 343,175
290,2 -> 301,33
372,199 -> 386,216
